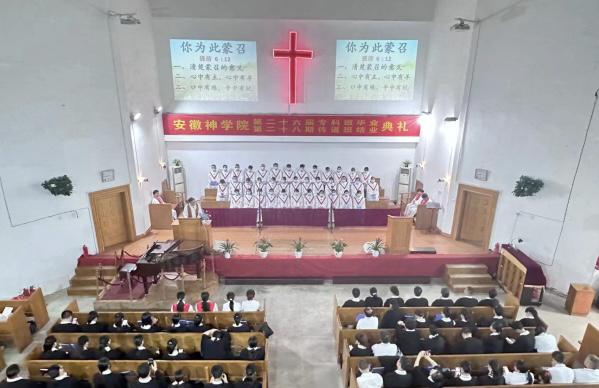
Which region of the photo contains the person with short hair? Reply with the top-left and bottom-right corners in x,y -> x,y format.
168,314 -> 188,333
180,197 -> 209,219
365,287 -> 383,307
448,360 -> 478,386
545,351 -> 574,384
137,312 -> 162,333
228,313 -> 251,333
534,325 -> 558,353
342,288 -> 366,307
239,336 -> 265,360
46,364 -> 88,388
169,370 -> 192,388
204,365 -> 231,388
478,359 -> 505,385
201,329 -> 232,360
380,299 -> 404,329
372,331 -> 399,356
93,357 -> 127,388
241,289 -> 260,312
405,286 -> 429,307
433,307 -> 454,328
431,288 -> 454,307
356,307 -> 379,329
452,327 -> 484,354
454,287 -> 478,307
478,288 -> 499,307
356,359 -> 383,388
413,351 -> 444,388
162,338 -> 189,360
81,311 -> 107,333
350,333 -> 374,357
483,321 -> 505,354
233,364 -> 262,388
97,336 -> 124,360
40,336 -> 69,360
505,321 -> 535,353
208,165 -> 219,188
1,364 -> 40,388
383,286 -> 404,307
383,356 -> 413,388
126,335 -> 158,360
52,310 -> 81,333
503,360 -> 534,385
421,325 -> 446,355
108,313 -> 132,333
519,307 -> 541,328
73,335 -> 97,360
395,319 -> 421,356
188,313 -> 212,333
128,362 -> 167,388
574,354 -> 599,383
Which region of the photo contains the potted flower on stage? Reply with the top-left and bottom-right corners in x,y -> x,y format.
367,237 -> 385,257
292,238 -> 307,259
255,238 -> 273,259
218,239 -> 237,259
331,240 -> 348,258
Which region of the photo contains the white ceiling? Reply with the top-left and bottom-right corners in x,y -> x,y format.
148,0 -> 438,21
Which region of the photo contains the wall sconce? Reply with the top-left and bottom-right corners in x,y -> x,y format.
153,105 -> 163,115
137,176 -> 148,184
438,175 -> 451,184
130,112 -> 142,121
159,160 -> 167,169
417,160 -> 426,169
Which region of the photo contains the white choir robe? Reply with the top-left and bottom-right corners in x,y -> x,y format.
243,194 -> 257,208
230,193 -> 243,208
232,168 -> 243,181
360,171 -> 372,183
350,181 -> 364,196
308,169 -> 321,182
405,196 -> 428,217
300,182 -> 312,194
348,171 -> 359,182
265,193 -> 278,208
278,182 -> 290,194
230,181 -> 243,194
208,170 -> 219,188
282,168 -> 294,181
296,168 -> 308,180
218,169 -> 233,183
244,169 -> 256,182
312,181 -> 325,194
242,182 -> 254,195
303,193 -> 316,208
353,194 -> 366,209
323,170 -> 334,182
334,171 -> 346,183
266,181 -> 279,194
290,181 -> 302,194
269,168 -> 282,182
328,193 -> 340,208
216,183 -> 230,201
256,168 -> 269,181
253,182 -> 265,194
181,203 -> 206,219
366,181 -> 380,201
290,193 -> 304,208
337,181 -> 351,195
277,193 -> 290,208
314,194 -> 329,209
256,192 -> 268,208
338,193 -> 353,209
325,182 -> 337,194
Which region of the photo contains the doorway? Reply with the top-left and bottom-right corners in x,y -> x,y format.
452,184 -> 498,248
89,185 -> 136,252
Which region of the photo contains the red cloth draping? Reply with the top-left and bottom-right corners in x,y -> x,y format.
261,208 -> 329,226
501,245 -> 547,286
334,208 -> 403,227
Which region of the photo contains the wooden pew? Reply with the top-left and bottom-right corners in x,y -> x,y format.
1,288 -> 50,328
0,305 -> 33,351
0,346 -> 6,372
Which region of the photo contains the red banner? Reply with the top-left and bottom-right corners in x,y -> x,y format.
162,113 -> 420,137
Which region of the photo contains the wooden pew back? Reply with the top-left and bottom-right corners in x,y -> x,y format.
0,288 -> 50,328
0,305 -> 33,351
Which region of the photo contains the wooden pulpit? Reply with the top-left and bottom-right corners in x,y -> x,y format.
149,204 -> 175,230
385,216 -> 412,254
172,218 -> 213,248
415,205 -> 439,232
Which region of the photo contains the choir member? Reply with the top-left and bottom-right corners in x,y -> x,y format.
315,190 -> 329,208
405,193 -> 429,218
384,286 -> 404,307
228,313 -> 251,333
230,175 -> 243,195
337,175 -> 351,194
366,176 -> 380,201
356,307 -> 379,329
351,176 -> 364,195
269,163 -> 281,181
254,177 -> 265,193
243,189 -> 257,208
290,176 -> 302,193
40,336 -> 69,360
201,330 -> 232,360
303,188 -> 315,208
93,358 -> 128,388
312,176 -> 325,193
222,291 -> 242,312
230,189 -> 243,208
356,360 -> 383,388
365,287 -> 383,307
338,190 -> 353,209
242,178 -> 253,195
244,165 -> 255,181
265,189 -> 277,208
162,338 -> 189,360
431,288 -> 454,307
256,163 -> 268,181
282,163 -> 294,181
277,189 -> 290,208
255,188 -> 266,208
81,311 -> 108,333
454,287 -> 479,307
196,291 -> 218,312
266,177 -> 278,194
219,164 -> 232,183
52,310 -> 81,332
328,189 -> 340,208
309,165 -> 320,181
171,291 -> 194,313
300,176 -> 312,194
241,289 -> 261,312
334,166 -> 345,182
348,167 -> 359,182
353,190 -> 366,209
323,166 -> 333,181
405,286 -> 429,307
360,166 -> 371,182
232,164 -> 243,181
208,165 -> 219,188
239,337 -> 265,361
278,176 -> 290,193
296,164 -> 307,180
126,336 -> 158,360
325,176 -> 337,194
181,197 -> 208,219
290,188 -> 303,208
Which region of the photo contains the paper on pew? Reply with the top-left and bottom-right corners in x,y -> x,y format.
0,306 -> 13,320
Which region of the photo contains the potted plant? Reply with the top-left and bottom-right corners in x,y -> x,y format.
402,160 -> 412,168
172,159 -> 182,167
218,239 -> 237,259
292,238 -> 307,258
331,240 -> 348,258
255,238 -> 273,258
513,175 -> 544,197
367,238 -> 385,257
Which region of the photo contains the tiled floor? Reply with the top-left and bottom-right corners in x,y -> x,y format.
2,283 -> 597,388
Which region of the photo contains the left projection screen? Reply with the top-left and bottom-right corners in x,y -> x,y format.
170,39 -> 258,101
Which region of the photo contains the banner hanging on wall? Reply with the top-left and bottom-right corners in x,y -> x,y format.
163,113 -> 420,138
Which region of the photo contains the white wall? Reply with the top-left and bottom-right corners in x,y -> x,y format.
448,0 -> 599,292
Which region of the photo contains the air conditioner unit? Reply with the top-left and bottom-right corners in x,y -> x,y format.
397,167 -> 413,199
169,165 -> 187,198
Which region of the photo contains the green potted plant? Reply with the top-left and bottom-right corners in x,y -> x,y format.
513,175 -> 544,197
218,239 -> 237,259
367,237 -> 385,257
292,238 -> 307,258
41,175 -> 73,196
172,159 -> 182,167
255,238 -> 273,258
402,160 -> 412,168
331,239 -> 348,258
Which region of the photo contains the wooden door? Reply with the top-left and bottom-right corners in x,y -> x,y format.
90,185 -> 136,252
452,184 -> 498,249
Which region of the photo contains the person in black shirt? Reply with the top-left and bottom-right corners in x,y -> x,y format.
81,311 -> 108,333
452,327 -> 483,354
108,313 -> 132,333
433,307 -> 455,328
93,358 -> 127,388
396,319 -> 421,355
478,305 -> 506,327
454,287 -> 478,308
128,362 -> 167,388
519,307 -> 541,328
233,364 -> 262,388
349,333 -> 373,356
126,335 -> 159,360
228,313 -> 251,333
477,288 -> 499,308
384,286 -> 404,307
478,360 -> 505,385
413,351 -> 444,388
365,287 -> 383,307
405,286 -> 428,307
0,364 -> 42,388
40,336 -> 69,360
136,312 -> 162,333
380,299 -> 404,329
52,310 -> 81,333
483,322 -> 505,354
505,321 -> 535,353
383,356 -> 413,388
167,314 -> 188,333
204,365 -> 232,388
454,309 -> 476,331
448,361 -> 478,386
162,338 -> 190,360
413,310 -> 429,328
421,326 -> 446,355
239,336 -> 265,360
97,336 -> 124,360
72,336 -> 97,360
201,329 -> 232,360
46,365 -> 90,388
188,313 -> 212,333
431,288 -> 454,307
342,288 -> 365,307
168,370 -> 192,388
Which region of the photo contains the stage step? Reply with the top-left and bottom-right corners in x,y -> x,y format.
75,266 -> 117,276
443,263 -> 496,293
66,285 -> 99,296
447,273 -> 495,285
444,264 -> 489,275
449,284 -> 498,293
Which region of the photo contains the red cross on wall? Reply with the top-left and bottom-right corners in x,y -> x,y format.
273,31 -> 314,104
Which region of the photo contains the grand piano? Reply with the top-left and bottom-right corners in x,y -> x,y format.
133,240 -> 207,294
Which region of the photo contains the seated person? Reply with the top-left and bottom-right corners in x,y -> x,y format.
431,288 -> 454,307
413,311 -> 429,328
126,335 -> 159,360
356,307 -> 379,329
454,309 -> 475,329
108,313 -> 132,333
1,364 -> 42,388
478,360 -> 505,386
204,365 -> 231,388
356,359 -> 383,388
72,336 -> 97,360
189,313 -> 212,333
92,358 -> 127,388
151,190 -> 176,220
137,312 -> 162,333
421,325 -> 446,355
478,305 -> 506,327
81,311 -> 107,333
201,329 -> 232,360
241,289 -> 261,312
364,287 -> 383,307
234,364 -> 262,388
162,338 -> 190,360
545,351 -> 574,384
171,291 -> 193,313
383,286 -> 404,307
228,313 -> 251,333
342,288 -> 366,307
433,307 -> 454,328
405,286 -> 428,307
383,356 -> 413,388
534,325 -> 558,353
46,364 -> 89,388
169,370 -> 192,388
395,319 -> 421,356
52,310 -> 81,333
97,336 -> 124,360
128,362 -> 167,388
412,351 -> 444,388
222,291 -> 242,312
168,314 -> 188,333
483,321 -> 505,354
447,361 -> 478,386
504,321 -> 535,353
350,333 -> 374,357
454,287 -> 478,308
574,354 -> 599,383
180,197 -> 209,219
372,332 -> 398,357
503,360 -> 534,385
537,370 -> 552,384
239,336 -> 265,361
452,327 -> 483,354
40,336 -> 69,360
478,288 -> 500,307
196,291 -> 218,312
380,299 -> 404,329
519,307 -> 541,328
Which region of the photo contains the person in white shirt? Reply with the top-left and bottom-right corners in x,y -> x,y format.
503,360 -> 534,385
366,176 -> 380,201
574,354 -> 599,384
180,197 -> 209,219
334,165 -> 345,183
405,191 -> 430,218
151,190 -> 177,219
356,359 -> 383,388
360,166 -> 371,182
266,176 -> 279,194
216,179 -> 230,201
221,291 -> 242,312
309,165 -> 321,181
208,164 -> 219,188
270,162 -> 282,181
256,163 -> 268,181
232,163 -> 243,182
254,176 -> 265,193
230,175 -> 242,195
300,176 -> 312,194
328,189 -> 340,209
290,176 -> 302,193
372,332 -> 399,356
303,188 -> 316,208
296,164 -> 307,180
545,351 -> 574,384
244,165 -> 255,182
312,176 -> 325,194
218,164 -> 232,183
290,188 -> 303,208
282,163 -> 294,181
243,189 -> 257,208
241,289 -> 261,312
323,166 -> 333,182
348,167 -> 359,182
279,176 -> 290,193
230,189 -> 243,208
325,176 -> 337,194
265,188 -> 278,208
351,176 -> 364,196
255,188 -> 267,209
534,325 -> 558,353
277,189 -> 290,208
315,190 -> 329,209
337,175 -> 351,194
338,190 -> 353,209
356,307 -> 379,329
242,177 -> 254,195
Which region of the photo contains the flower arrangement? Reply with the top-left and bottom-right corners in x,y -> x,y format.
41,175 -> 73,196
255,238 -> 273,258
218,239 -> 237,259
331,239 -> 348,258
367,238 -> 385,257
513,175 -> 544,197
292,238 -> 307,258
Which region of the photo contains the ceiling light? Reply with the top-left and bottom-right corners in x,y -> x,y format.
130,112 -> 142,121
